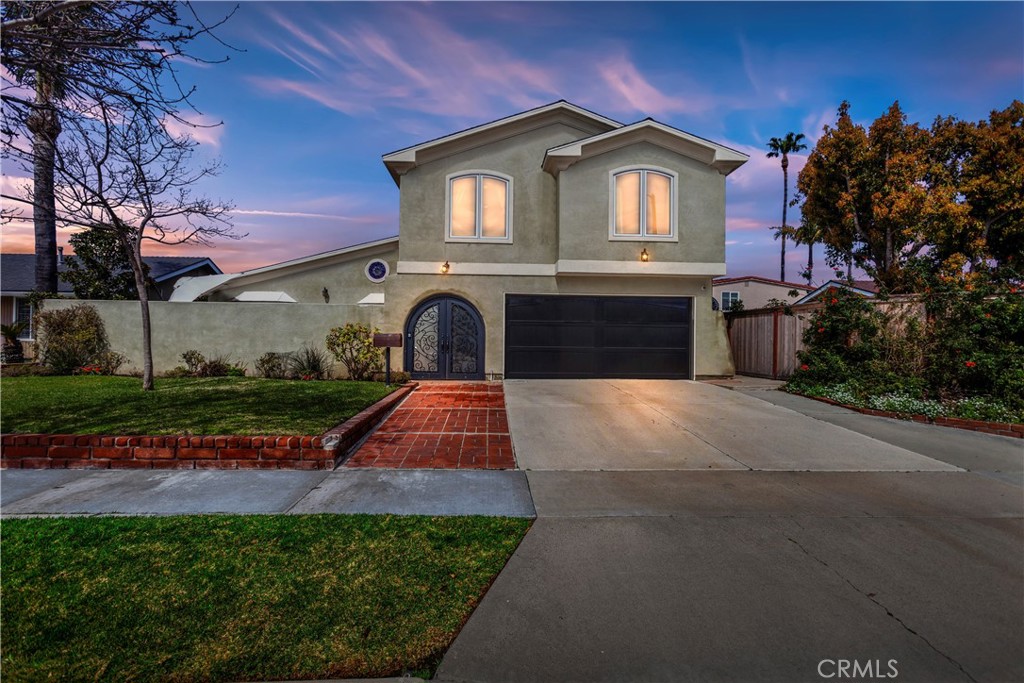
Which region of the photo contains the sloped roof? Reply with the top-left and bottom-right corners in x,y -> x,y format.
713,276 -> 812,290
795,280 -> 879,305
543,119 -> 749,176
382,100 -> 621,185
0,253 -> 220,294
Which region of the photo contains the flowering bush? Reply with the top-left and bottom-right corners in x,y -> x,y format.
786,267 -> 1023,422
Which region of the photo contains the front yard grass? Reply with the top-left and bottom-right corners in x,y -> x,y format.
1,514 -> 530,682
0,376 -> 395,435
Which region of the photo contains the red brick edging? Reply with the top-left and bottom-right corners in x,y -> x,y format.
0,383 -> 419,470
798,393 -> 1024,439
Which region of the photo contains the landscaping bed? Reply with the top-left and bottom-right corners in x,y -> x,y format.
785,384 -> 1024,438
1,514 -> 530,681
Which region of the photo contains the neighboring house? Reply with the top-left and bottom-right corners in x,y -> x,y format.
0,251 -> 221,342
795,279 -> 879,305
713,276 -> 812,311
171,100 -> 749,379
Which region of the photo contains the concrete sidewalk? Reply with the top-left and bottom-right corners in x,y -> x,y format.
0,468 -> 536,517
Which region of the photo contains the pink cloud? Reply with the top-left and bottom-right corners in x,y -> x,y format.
595,54 -> 703,116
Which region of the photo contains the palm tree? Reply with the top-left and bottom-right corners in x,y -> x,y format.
766,132 -> 807,282
794,220 -> 823,286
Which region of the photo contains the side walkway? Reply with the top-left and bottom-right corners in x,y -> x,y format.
344,382 -> 515,469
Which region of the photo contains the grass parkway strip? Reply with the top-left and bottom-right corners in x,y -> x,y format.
0,514 -> 530,682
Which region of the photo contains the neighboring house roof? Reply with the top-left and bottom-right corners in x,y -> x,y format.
713,276 -> 812,290
382,100 -> 622,185
0,253 -> 220,295
543,119 -> 749,177
795,280 -> 879,304
169,236 -> 399,302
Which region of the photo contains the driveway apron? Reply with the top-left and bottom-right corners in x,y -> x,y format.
435,380 -> 1022,683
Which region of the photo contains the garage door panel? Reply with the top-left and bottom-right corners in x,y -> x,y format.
506,323 -> 597,348
505,295 -> 692,379
602,324 -> 690,348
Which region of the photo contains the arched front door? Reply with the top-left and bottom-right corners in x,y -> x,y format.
405,296 -> 485,380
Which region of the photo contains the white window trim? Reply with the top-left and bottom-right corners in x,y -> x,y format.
608,165 -> 679,242
445,170 -> 514,243
721,291 -> 740,311
13,297 -> 34,341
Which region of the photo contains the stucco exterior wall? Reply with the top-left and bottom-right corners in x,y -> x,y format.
211,245 -> 398,305
712,280 -> 807,310
379,273 -> 733,378
557,142 -> 726,265
397,122 -> 593,266
45,299 -> 384,376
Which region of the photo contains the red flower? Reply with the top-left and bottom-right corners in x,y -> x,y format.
965,361 -> 976,368
817,327 -> 825,333
800,364 -> 809,371
830,298 -> 838,304
985,313 -> 992,318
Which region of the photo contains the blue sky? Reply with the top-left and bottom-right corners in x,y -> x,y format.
4,1 -> 1023,282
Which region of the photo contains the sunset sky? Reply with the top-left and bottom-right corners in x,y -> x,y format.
2,1 -> 1021,283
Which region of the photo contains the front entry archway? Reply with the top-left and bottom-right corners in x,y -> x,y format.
404,295 -> 485,380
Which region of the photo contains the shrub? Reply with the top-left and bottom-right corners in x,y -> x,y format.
0,363 -> 56,377
325,323 -> 382,381
162,366 -> 192,378
197,353 -> 232,378
180,350 -> 205,375
34,304 -> 110,375
256,352 -> 291,379
95,350 -> 127,375
290,344 -> 331,380
371,370 -> 411,384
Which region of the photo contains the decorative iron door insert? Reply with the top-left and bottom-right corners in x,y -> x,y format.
405,296 -> 485,380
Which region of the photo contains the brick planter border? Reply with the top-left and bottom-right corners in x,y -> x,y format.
796,392 -> 1024,439
0,383 -> 419,470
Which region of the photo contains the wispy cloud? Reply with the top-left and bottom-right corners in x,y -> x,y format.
232,208 -> 386,222
163,112 -> 225,148
595,53 -> 706,116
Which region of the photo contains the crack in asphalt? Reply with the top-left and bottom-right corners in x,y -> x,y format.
786,535 -> 979,683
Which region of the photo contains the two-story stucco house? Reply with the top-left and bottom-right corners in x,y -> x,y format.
173,101 -> 748,380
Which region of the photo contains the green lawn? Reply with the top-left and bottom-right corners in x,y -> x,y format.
1,515 -> 530,682
0,376 -> 395,435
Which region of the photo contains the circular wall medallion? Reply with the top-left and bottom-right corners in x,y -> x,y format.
365,259 -> 389,283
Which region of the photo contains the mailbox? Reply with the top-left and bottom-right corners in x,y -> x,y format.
373,333 -> 403,348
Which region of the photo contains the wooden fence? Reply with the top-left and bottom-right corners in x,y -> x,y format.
726,298 -> 924,379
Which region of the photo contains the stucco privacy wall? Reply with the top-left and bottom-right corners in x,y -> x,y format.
380,274 -> 734,377
712,280 -> 807,311
45,299 -> 384,375
557,141 -> 725,264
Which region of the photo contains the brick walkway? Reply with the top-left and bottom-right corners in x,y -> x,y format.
344,382 -> 516,469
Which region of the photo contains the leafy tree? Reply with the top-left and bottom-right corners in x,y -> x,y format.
798,100 -> 1023,291
1,1 -> 233,294
326,324 -> 383,381
766,132 -> 807,282
63,228 -> 145,300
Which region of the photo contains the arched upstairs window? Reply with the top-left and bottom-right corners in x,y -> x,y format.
446,171 -> 512,242
610,167 -> 677,240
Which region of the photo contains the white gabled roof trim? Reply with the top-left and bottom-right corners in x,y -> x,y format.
168,273 -> 238,302
234,236 -> 398,279
795,281 -> 878,305
232,291 -> 297,303
543,120 -> 749,177
357,292 -> 386,306
382,101 -> 622,185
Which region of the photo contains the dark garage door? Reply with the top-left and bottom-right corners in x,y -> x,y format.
505,295 -> 692,379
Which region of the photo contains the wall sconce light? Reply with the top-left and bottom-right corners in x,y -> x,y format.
440,260 -> 450,274
640,248 -> 650,263
321,286 -> 330,303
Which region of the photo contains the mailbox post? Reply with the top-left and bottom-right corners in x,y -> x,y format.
372,333 -> 403,386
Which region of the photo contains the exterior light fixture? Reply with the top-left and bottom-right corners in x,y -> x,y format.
640,248 -> 650,263
440,260 -> 450,274
321,286 -> 330,303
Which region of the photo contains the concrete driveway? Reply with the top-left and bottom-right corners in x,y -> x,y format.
437,381 -> 1023,683
504,379 -> 961,472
